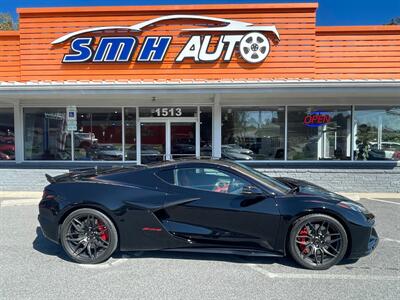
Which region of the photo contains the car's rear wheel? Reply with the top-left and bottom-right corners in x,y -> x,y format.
288,214 -> 348,270
60,208 -> 118,264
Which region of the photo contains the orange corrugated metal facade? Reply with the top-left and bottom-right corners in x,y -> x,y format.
0,3 -> 399,82
316,26 -> 400,79
0,32 -> 20,81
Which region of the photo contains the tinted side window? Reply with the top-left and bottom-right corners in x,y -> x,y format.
158,167 -> 250,195
157,169 -> 174,184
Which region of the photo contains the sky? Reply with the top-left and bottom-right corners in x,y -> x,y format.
1,0 -> 399,26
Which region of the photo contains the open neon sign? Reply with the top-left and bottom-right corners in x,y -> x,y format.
303,111 -> 332,127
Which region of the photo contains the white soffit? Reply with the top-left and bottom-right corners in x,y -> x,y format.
0,79 -> 400,89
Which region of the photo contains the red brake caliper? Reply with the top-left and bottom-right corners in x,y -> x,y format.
298,226 -> 309,254
97,220 -> 109,241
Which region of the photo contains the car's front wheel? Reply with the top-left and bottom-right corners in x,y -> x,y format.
288,214 -> 348,270
60,208 -> 118,264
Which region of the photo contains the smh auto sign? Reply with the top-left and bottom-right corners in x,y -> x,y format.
52,15 -> 280,64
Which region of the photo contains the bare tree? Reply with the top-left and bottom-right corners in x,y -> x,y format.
387,17 -> 400,25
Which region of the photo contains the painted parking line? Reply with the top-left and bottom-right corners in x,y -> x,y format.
363,198 -> 400,206
382,238 -> 400,244
77,254 -> 137,269
245,263 -> 400,281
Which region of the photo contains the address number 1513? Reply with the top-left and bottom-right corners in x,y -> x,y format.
154,107 -> 183,117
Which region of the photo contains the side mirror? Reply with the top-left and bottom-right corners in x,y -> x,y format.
241,185 -> 263,196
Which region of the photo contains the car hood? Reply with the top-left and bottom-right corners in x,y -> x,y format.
274,177 -> 351,203
222,150 -> 252,160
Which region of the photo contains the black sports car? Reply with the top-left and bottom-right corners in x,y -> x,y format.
38,160 -> 378,270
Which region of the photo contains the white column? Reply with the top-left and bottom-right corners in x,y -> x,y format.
323,125 -> 329,158
13,100 -> 23,163
317,126 -> 323,159
351,105 -> 356,160
378,115 -> 383,150
346,116 -> 351,158
212,94 -> 222,159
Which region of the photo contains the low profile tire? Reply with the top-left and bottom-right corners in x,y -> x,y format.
288,214 -> 348,270
60,208 -> 118,264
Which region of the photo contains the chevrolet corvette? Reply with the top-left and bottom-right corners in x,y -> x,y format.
38,160 -> 378,270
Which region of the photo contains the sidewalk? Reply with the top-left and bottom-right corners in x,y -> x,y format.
339,193 -> 400,201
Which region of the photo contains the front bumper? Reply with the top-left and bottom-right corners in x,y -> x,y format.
366,227 -> 379,255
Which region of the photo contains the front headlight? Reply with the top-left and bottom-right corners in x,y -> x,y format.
337,201 -> 369,214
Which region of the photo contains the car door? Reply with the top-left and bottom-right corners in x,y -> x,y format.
158,166 -> 281,251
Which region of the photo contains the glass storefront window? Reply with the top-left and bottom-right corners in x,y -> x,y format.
74,108 -> 122,161
200,106 -> 212,158
287,106 -> 351,160
124,108 -> 137,161
354,106 -> 400,161
24,108 -> 71,160
20,105 -> 400,163
0,108 -> 15,160
221,107 -> 285,160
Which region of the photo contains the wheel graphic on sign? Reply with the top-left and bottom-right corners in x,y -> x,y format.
239,32 -> 270,63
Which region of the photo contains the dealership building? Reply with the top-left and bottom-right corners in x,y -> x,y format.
0,3 -> 399,192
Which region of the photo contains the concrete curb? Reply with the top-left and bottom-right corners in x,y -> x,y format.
338,193 -> 400,201
0,191 -> 42,199
0,191 -> 42,207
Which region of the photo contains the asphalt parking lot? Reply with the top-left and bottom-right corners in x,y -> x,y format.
0,197 -> 399,300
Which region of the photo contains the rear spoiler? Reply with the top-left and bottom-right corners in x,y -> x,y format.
45,165 -> 146,183
45,174 -> 57,183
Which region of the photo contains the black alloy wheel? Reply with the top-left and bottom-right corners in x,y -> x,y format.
288,214 -> 348,270
60,208 -> 118,264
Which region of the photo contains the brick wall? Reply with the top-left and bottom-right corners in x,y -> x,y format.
0,163 -> 399,192
258,167 -> 400,193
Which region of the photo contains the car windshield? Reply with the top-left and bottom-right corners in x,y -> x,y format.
233,163 -> 292,194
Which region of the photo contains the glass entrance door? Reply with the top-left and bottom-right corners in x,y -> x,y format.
139,119 -> 198,164
171,122 -> 196,160
140,122 -> 166,164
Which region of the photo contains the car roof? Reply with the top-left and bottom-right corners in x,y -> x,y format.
144,159 -> 239,170
93,159 -> 240,180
